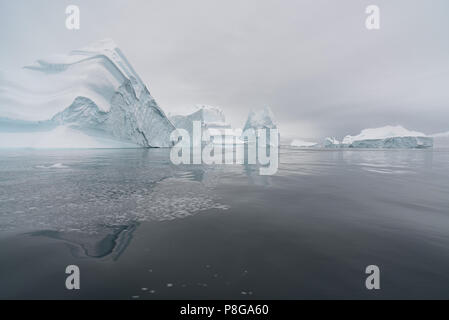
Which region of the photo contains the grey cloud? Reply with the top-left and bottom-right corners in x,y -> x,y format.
1,0 -> 448,140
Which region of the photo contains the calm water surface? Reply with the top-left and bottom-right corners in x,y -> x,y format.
0,148 -> 448,299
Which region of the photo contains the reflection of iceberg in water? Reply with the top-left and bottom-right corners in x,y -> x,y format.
243,163 -> 272,186
0,149 -> 230,259
29,223 -> 138,260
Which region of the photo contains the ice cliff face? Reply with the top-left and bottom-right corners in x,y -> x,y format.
324,137 -> 341,148
169,105 -> 240,145
169,105 -> 230,134
324,125 -> 433,149
0,39 -> 175,148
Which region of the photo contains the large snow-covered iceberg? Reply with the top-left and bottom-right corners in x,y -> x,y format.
0,39 -> 175,148
325,125 -> 433,149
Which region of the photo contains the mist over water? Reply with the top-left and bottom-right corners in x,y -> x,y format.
0,148 -> 448,299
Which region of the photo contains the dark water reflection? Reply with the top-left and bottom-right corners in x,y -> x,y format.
0,148 -> 448,299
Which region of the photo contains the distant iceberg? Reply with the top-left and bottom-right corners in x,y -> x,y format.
324,125 -> 433,149
0,39 -> 175,148
290,139 -> 318,148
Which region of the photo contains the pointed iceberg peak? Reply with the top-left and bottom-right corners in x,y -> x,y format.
1,39 -> 176,148
243,106 -> 277,132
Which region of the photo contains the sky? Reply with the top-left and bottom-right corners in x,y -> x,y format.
1,0 -> 449,140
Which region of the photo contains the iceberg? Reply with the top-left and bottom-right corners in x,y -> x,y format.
324,125 -> 433,149
242,106 -> 277,132
290,139 -> 318,148
0,39 -> 175,148
170,105 -> 230,133
241,106 -> 279,146
170,105 -> 242,145
323,137 -> 341,148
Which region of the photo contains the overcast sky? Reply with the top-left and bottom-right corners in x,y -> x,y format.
1,0 -> 448,140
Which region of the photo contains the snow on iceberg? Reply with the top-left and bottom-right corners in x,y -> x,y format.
342,125 -> 426,144
325,125 -> 433,149
0,39 -> 175,148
